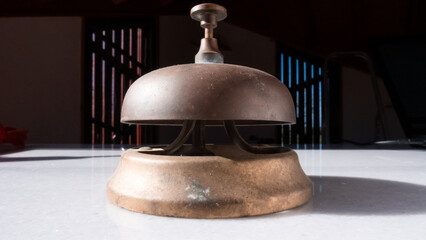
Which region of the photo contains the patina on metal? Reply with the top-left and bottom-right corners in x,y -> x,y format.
107,145 -> 312,218
191,2 -> 226,63
121,64 -> 296,126
107,3 -> 312,218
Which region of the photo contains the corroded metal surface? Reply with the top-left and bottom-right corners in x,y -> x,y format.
107,145 -> 312,218
121,3 -> 295,126
111,3 -> 310,219
121,63 -> 296,126
190,3 -> 227,23
191,3 -> 226,63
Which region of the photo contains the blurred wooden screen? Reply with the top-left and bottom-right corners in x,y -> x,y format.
84,19 -> 156,145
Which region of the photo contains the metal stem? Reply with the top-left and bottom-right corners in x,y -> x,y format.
191,3 -> 226,63
185,120 -> 214,156
204,28 -> 213,38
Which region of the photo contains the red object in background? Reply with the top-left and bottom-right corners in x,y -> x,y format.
0,123 -> 28,147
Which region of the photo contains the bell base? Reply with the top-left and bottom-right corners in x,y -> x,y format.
107,145 -> 312,218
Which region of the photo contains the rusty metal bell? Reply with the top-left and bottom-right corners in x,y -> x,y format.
121,63 -> 296,126
107,3 -> 312,218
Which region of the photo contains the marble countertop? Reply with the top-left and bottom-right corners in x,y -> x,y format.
1,146 -> 426,240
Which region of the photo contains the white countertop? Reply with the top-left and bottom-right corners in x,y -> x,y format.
1,146 -> 426,240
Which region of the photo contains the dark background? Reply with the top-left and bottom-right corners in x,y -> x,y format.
0,0 -> 425,145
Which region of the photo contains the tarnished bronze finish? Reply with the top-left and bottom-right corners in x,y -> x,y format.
121,63 -> 296,126
121,3 -> 295,126
107,145 -> 312,218
191,3 -> 227,63
195,38 -> 223,63
190,3 -> 227,23
108,3 -> 312,219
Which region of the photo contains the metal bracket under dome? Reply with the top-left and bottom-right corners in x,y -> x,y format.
162,120 -> 195,154
135,3 -> 292,156
156,120 -> 290,156
223,121 -> 291,154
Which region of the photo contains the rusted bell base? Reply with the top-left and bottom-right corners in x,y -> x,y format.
106,145 -> 312,218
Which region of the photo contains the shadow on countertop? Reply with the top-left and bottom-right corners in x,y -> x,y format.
271,176 -> 426,216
